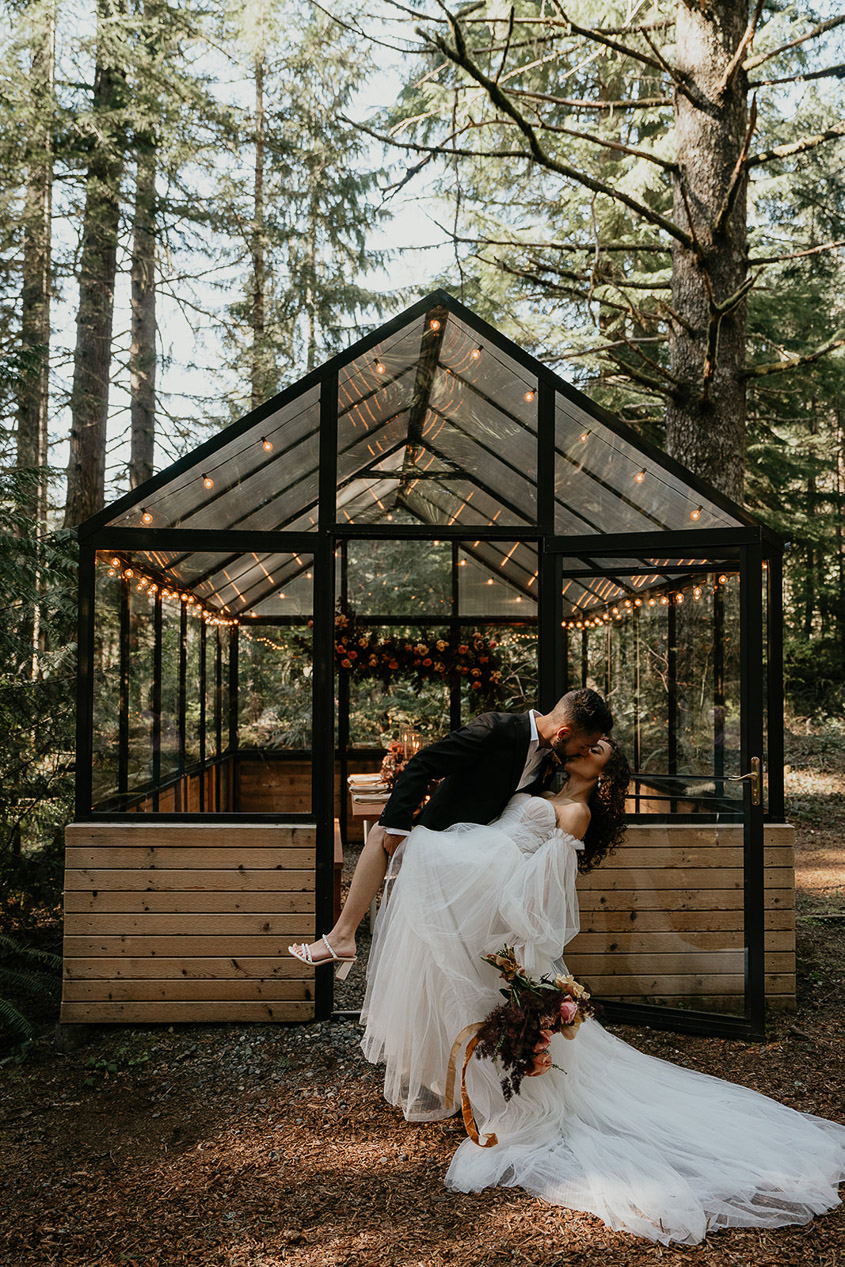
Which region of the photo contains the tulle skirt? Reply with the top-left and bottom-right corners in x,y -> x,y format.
360,819 -> 845,1245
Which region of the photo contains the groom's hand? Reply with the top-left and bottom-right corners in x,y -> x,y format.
369,824 -> 405,857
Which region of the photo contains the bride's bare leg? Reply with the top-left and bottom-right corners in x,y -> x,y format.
289,827 -> 392,963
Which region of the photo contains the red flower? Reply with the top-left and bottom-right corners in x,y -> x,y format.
480,655 -> 489,663
458,644 -> 469,654
341,658 -> 351,668
388,659 -> 399,670
459,665 -> 469,674
489,640 -> 498,649
347,649 -> 358,659
471,681 -> 481,690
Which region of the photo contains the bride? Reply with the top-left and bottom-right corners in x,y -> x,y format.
358,739 -> 845,1246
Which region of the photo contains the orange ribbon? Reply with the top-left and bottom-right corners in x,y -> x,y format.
444,1022 -> 498,1148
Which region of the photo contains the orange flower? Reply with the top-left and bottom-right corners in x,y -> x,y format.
458,644 -> 468,654
388,659 -> 399,670
341,658 -> 351,668
471,681 -> 481,689
422,658 -> 432,667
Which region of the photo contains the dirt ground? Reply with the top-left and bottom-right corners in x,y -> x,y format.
1,727 -> 843,1267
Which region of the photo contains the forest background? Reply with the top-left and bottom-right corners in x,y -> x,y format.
1,0 -> 844,1043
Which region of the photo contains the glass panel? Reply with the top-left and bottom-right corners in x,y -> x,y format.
554,394 -> 743,534
458,542 -> 538,616
557,553 -> 747,1019
91,561 -> 121,806
107,387 -> 321,531
91,551 -> 313,814
127,584 -> 156,792
346,539 -> 452,617
337,309 -> 538,527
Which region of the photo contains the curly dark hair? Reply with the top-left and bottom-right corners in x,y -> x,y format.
573,738 -> 630,874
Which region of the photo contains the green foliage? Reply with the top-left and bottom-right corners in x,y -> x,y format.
83,1043 -> 151,1086
0,932 -> 62,1057
0,468 -> 77,919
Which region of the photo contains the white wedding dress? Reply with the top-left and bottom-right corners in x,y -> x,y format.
360,793 -> 845,1245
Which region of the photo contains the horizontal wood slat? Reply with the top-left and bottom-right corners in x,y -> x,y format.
577,909 -> 795,933
64,869 -> 314,892
568,930 -> 795,954
566,951 -> 795,975
64,957 -> 312,981
65,824 -> 314,847
64,913 -> 316,936
62,978 -> 313,1003
64,889 -> 314,913
569,973 -> 796,995
66,847 -> 314,869
64,935 -> 314,957
577,888 -> 794,912
59,1001 -> 314,1023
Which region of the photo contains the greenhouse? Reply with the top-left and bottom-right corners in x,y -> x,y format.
62,290 -> 791,1039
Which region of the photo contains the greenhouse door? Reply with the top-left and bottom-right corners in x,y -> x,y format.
545,529 -> 773,1039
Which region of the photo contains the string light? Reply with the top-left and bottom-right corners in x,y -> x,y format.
111,557 -> 120,567
429,318 -> 441,331
718,574 -> 728,584
524,390 -> 535,403
690,506 -> 702,521
635,470 -> 646,484
471,347 -> 481,360
202,474 -> 214,489
579,430 -> 589,442
261,437 -> 273,452
141,509 -> 153,524
375,360 -> 386,374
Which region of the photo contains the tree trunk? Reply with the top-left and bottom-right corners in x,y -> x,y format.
17,0 -> 55,530
129,138 -> 156,489
64,0 -> 126,528
251,47 -> 266,412
664,0 -> 750,503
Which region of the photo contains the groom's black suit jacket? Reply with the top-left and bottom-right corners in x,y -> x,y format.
377,710 -> 555,834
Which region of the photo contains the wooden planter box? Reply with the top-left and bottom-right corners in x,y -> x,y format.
61,822 -> 317,1024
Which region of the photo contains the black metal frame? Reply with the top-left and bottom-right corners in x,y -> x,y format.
73,291 -> 785,1033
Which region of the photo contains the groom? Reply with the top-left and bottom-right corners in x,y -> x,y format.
290,688 -> 613,969
373,686 -> 614,854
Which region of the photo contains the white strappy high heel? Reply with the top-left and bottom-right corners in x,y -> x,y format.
288,935 -> 357,980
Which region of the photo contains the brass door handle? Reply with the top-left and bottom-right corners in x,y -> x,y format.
728,756 -> 762,807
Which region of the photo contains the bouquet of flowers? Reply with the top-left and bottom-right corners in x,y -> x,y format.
474,945 -> 597,1101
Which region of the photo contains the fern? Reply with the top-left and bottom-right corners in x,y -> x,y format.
0,933 -> 62,1055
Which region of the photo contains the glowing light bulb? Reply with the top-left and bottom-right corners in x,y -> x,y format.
429,318 -> 441,331
675,593 -> 684,604
375,361 -> 386,374
107,568 -> 115,577
718,574 -> 727,584
111,557 -> 120,567
635,470 -> 646,484
471,347 -> 481,360
690,506 -> 702,521
141,510 -> 153,524
261,437 -> 273,452
124,569 -> 134,579
634,598 -> 642,606
202,475 -> 213,489
524,389 -> 535,403
694,587 -> 702,599
580,431 -> 589,442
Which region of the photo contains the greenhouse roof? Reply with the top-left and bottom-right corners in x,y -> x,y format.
82,290 -> 759,619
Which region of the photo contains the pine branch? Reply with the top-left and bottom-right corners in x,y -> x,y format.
713,96 -> 758,239
744,332 -> 845,379
718,0 -> 765,97
750,61 -> 845,89
508,89 -> 672,111
749,238 -> 845,266
605,348 -> 676,398
534,118 -> 676,173
416,9 -> 694,250
444,231 -> 670,253
743,14 -> 845,73
547,2 -> 687,93
746,120 -> 845,170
